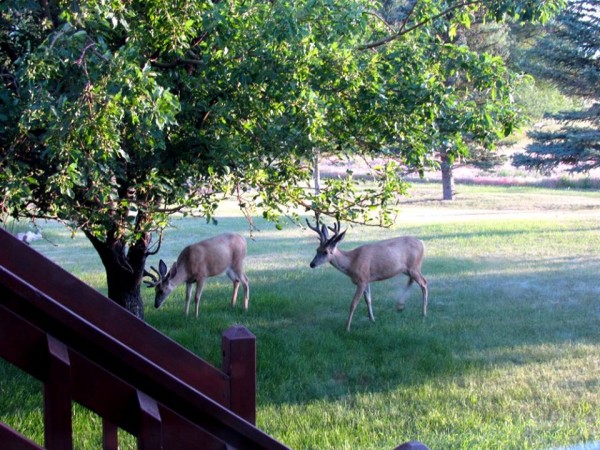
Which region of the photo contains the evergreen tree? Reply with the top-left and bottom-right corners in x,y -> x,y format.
513,0 -> 600,174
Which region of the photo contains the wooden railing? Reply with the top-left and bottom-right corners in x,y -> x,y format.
0,228 -> 289,450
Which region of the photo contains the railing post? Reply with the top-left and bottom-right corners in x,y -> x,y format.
136,391 -> 162,450
102,419 -> 118,450
222,325 -> 256,424
44,335 -> 73,450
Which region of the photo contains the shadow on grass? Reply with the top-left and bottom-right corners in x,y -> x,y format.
140,247 -> 599,408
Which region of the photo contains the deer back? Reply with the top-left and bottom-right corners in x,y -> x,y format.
180,233 -> 247,280
345,237 -> 424,283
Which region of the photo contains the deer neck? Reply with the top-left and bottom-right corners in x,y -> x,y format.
329,248 -> 353,276
171,264 -> 190,287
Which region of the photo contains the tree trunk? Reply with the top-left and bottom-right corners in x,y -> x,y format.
85,230 -> 149,319
441,152 -> 455,201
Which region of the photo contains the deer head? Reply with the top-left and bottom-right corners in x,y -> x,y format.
306,219 -> 347,268
143,259 -> 178,308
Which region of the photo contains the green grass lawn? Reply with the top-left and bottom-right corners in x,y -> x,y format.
1,182 -> 599,449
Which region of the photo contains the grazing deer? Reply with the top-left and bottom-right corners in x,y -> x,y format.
144,233 -> 249,317
307,220 -> 428,331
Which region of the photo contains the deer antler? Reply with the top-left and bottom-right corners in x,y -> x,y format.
144,269 -> 157,281
143,265 -> 163,288
328,220 -> 342,237
306,219 -> 331,243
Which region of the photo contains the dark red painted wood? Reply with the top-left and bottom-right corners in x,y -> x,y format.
223,326 -> 257,424
0,228 -> 289,449
157,406 -> 224,450
0,423 -> 45,450
0,304 -> 47,380
136,391 -> 162,450
102,420 -> 118,450
44,336 -> 73,450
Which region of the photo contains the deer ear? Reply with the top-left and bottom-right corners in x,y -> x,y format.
158,260 -> 168,277
321,224 -> 329,240
169,262 -> 178,279
329,230 -> 346,247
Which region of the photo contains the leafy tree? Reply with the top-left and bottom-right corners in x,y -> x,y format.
380,2 -> 540,200
0,0 -> 564,317
427,35 -> 520,201
512,0 -> 600,174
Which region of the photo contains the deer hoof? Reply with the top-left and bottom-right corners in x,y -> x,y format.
396,303 -> 406,311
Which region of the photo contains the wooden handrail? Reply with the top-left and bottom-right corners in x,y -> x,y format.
0,423 -> 45,450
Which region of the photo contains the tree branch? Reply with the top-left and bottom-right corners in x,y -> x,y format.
362,10 -> 398,34
150,57 -> 204,69
358,0 -> 483,50
146,231 -> 163,256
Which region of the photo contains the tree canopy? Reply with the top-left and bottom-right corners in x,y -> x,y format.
1,0 -> 565,316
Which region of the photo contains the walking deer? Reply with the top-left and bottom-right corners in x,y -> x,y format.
144,233 -> 249,317
307,220 -> 428,331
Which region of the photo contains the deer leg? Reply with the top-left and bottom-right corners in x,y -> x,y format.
231,281 -> 240,307
241,273 -> 250,310
193,278 -> 206,318
228,269 -> 250,310
403,270 -> 428,317
184,283 -> 194,316
346,283 -> 367,331
363,284 -> 375,322
413,272 -> 428,317
226,268 -> 242,308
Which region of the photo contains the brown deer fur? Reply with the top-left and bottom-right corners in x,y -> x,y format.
145,233 -> 249,317
307,220 -> 427,331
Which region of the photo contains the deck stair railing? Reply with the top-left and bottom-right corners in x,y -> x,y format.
0,227 -> 290,450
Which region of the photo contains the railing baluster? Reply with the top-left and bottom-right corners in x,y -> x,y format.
102,419 -> 119,450
44,335 -> 73,450
136,390 -> 162,450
